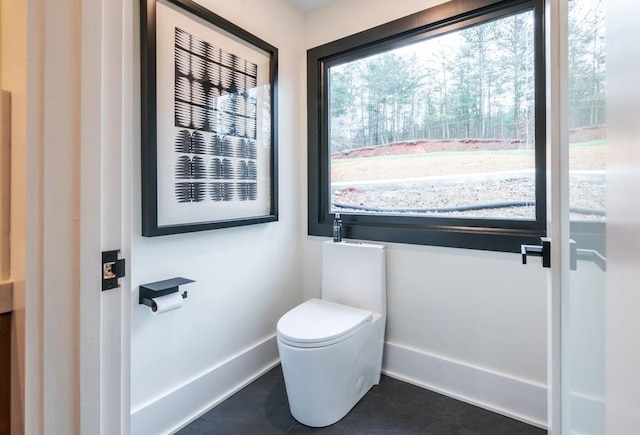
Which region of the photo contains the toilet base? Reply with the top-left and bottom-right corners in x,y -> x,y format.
278,318 -> 384,427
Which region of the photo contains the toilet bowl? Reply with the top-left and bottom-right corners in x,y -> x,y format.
277,241 -> 386,427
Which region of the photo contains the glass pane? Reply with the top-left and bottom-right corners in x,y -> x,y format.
328,10 -> 536,219
565,0 -> 606,433
568,0 -> 606,222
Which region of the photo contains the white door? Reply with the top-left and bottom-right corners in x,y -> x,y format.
539,0 -> 607,434
84,0 -> 133,433
562,1 -> 607,432
545,0 -> 640,433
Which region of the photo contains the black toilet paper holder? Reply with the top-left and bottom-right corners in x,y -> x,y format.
139,277 -> 195,310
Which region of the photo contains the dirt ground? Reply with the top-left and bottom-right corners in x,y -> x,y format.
332,145 -> 605,183
331,127 -> 606,183
329,131 -> 606,219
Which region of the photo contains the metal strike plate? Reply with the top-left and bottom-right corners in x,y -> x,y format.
102,250 -> 125,291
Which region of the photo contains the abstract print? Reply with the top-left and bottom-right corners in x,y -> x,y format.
173,27 -> 259,204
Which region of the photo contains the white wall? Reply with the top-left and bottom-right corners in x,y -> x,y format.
127,1 -> 640,432
303,0 -> 549,426
129,1 -> 305,433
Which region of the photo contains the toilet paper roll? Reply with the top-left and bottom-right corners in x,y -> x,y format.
151,292 -> 184,314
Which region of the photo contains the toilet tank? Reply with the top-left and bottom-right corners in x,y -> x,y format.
321,241 -> 386,316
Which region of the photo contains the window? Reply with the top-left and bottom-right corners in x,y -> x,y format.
308,0 -> 546,252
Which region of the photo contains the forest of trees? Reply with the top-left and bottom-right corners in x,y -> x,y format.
328,1 -> 605,153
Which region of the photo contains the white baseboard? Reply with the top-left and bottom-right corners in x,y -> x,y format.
382,342 -> 548,429
130,338 -> 548,434
130,334 -> 280,435
570,391 -> 605,435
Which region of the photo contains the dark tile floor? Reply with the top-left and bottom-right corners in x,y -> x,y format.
177,365 -> 547,435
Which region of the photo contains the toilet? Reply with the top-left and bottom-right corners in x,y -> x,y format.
277,240 -> 386,427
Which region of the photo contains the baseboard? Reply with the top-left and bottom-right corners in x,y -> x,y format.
130,338 -> 548,434
382,342 -> 547,429
570,391 -> 605,435
130,334 -> 280,435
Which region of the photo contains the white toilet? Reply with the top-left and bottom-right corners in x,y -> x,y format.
277,240 -> 386,427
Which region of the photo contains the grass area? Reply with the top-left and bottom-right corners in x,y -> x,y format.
570,139 -> 606,147
331,148 -> 535,164
331,143 -> 606,183
332,140 -> 606,165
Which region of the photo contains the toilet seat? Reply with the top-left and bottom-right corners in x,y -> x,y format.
277,298 -> 372,348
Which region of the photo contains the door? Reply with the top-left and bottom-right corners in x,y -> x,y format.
551,0 -> 608,433
531,1 -> 608,434
549,1 -> 640,432
562,1 -> 607,432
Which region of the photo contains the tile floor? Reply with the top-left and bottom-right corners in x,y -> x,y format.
177,365 -> 547,434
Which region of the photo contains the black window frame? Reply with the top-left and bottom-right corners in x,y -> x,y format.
307,0 -> 546,253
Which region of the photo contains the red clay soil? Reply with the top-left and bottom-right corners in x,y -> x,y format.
332,139 -> 526,159
332,126 -> 605,160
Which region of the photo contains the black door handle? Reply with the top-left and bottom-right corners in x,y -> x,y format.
522,238 -> 606,272
521,237 -> 551,268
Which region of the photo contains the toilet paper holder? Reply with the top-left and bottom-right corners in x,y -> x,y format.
139,277 -> 194,310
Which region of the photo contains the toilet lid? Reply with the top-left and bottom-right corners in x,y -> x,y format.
277,298 -> 372,348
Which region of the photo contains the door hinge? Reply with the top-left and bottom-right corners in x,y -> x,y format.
102,250 -> 125,291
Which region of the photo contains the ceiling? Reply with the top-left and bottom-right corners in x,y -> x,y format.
287,0 -> 336,12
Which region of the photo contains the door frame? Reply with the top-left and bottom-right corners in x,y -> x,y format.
545,0 -> 569,433
24,0 -> 131,433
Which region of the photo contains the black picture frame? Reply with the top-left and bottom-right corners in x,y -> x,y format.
141,0 -> 278,236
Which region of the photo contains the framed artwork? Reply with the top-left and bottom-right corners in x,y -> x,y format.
140,0 -> 278,236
